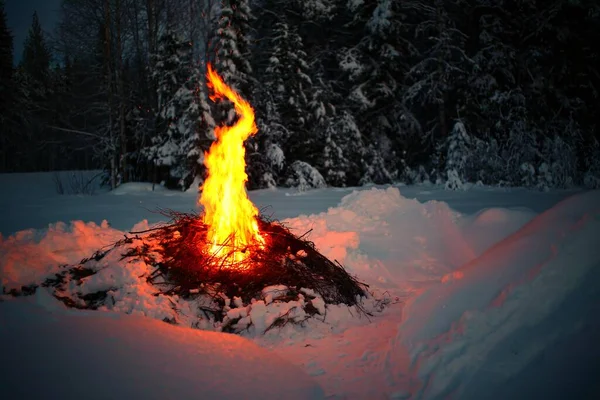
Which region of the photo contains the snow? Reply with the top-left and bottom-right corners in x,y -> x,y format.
401,190 -> 600,399
1,171 -> 598,399
0,296 -> 324,400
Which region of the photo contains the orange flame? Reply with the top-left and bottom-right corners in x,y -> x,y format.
199,63 -> 263,267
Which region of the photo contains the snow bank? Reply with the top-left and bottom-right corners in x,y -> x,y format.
458,207 -> 536,256
401,190 -> 600,399
0,296 -> 324,400
285,187 -> 476,288
0,220 -> 123,292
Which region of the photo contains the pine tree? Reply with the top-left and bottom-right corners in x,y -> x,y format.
249,5 -> 328,189
0,0 -> 12,86
0,0 -> 14,171
337,0 -> 408,179
182,66 -> 215,189
320,111 -> 364,186
13,10 -> 55,171
267,22 -> 312,128
583,137 -> 600,189
402,0 -> 471,143
21,11 -> 51,86
212,0 -> 254,124
147,29 -> 213,189
444,120 -> 471,190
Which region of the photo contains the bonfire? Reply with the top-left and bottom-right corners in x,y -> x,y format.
143,64 -> 367,307
14,64 -> 368,333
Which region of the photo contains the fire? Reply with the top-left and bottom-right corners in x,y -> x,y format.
199,63 -> 263,267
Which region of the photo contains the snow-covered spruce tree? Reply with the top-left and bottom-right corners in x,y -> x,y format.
444,120 -> 471,190
248,0 -> 344,190
499,100 -> 539,187
21,11 -> 51,87
147,29 -> 213,190
293,0 -> 335,21
320,111 -> 363,186
583,137 -> 600,189
246,90 -> 288,189
256,14 -> 329,190
285,160 -> 327,192
536,131 -> 578,190
180,66 -> 215,190
246,1 -> 286,189
265,21 -> 316,162
0,0 -> 15,171
517,0 -> 595,189
0,0 -> 12,102
317,109 -> 392,187
402,0 -> 471,146
460,1 -> 521,185
457,0 -> 536,187
16,11 -> 54,171
470,135 -> 503,184
211,0 -> 253,124
338,0 -> 411,179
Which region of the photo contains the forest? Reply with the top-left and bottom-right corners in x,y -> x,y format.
0,0 -> 599,191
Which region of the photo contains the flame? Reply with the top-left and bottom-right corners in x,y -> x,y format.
199,63 -> 263,267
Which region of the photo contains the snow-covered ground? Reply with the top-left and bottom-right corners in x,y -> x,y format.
1,171 -> 599,399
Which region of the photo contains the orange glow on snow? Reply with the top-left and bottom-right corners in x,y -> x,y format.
199,63 -> 264,268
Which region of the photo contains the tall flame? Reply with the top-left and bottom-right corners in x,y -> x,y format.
199,63 -> 263,266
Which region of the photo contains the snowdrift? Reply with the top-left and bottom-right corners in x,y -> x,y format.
401,190 -> 600,399
0,294 -> 324,400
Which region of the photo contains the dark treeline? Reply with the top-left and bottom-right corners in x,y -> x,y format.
1,0 -> 599,190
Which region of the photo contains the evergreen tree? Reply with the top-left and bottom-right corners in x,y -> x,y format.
335,0 -> 408,180
583,137 -> 600,189
266,22 -> 311,131
444,120 -> 471,190
0,0 -> 11,85
147,29 -> 213,189
320,111 -> 363,186
265,21 -> 320,167
14,11 -> 55,171
0,0 -> 14,171
21,11 -> 51,86
402,0 -> 471,145
212,0 -> 254,123
249,3 -> 330,189
341,1 -> 411,134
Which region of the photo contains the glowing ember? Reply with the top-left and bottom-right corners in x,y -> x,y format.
199,63 -> 264,267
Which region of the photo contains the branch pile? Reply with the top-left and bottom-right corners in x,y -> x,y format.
7,210 -> 371,333
143,210 -> 367,306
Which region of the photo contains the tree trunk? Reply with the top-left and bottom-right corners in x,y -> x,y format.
116,0 -> 128,183
103,0 -> 116,189
131,0 -> 147,97
146,0 -> 157,58
436,1 -> 448,140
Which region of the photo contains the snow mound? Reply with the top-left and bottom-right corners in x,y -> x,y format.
0,297 -> 325,400
0,220 -> 122,292
285,187 -> 475,287
459,207 -> 536,256
401,190 -> 600,399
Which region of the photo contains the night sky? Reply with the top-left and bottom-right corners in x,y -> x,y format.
5,0 -> 62,63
